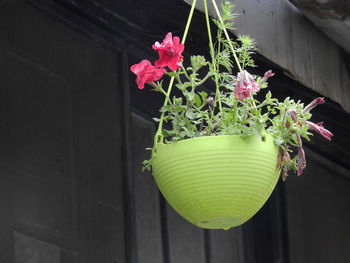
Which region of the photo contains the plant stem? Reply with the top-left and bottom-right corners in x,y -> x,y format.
158,86 -> 173,104
233,99 -> 238,124
247,100 -> 269,110
181,66 -> 191,81
194,71 -> 212,86
280,108 -> 287,129
154,0 -> 198,144
174,74 -> 184,86
210,0 -> 242,72
203,0 -> 223,114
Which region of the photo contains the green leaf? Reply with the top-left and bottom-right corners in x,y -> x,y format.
166,71 -> 177,78
190,55 -> 208,72
200,91 -> 208,100
186,110 -> 197,120
159,105 -> 172,112
194,94 -> 202,107
176,82 -> 192,91
183,90 -> 195,101
173,105 -> 186,112
265,91 -> 271,99
274,137 -> 284,146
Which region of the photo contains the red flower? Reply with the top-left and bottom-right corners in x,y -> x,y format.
152,32 -> 184,71
306,121 -> 333,141
234,70 -> 260,101
130,60 -> 166,90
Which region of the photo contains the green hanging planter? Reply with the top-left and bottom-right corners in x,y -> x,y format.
130,0 -> 333,231
152,134 -> 280,230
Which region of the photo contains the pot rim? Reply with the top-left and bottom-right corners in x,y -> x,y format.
155,133 -> 275,147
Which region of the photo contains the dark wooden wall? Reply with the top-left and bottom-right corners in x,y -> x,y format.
2,0 -> 350,263
0,0 -> 127,262
286,150 -> 350,263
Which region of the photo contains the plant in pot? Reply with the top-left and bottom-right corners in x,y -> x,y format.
130,0 -> 333,230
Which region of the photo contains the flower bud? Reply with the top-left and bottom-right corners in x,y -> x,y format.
303,97 -> 325,113
206,96 -> 214,105
262,70 -> 275,83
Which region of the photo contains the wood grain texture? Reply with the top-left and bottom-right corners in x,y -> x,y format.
14,232 -> 60,263
183,0 -> 350,112
131,113 -> 164,263
285,148 -> 350,263
210,227 -> 245,263
0,0 -> 126,262
167,205 -> 207,263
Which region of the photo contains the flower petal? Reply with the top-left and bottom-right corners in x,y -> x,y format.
303,97 -> 325,113
130,60 -> 166,90
153,33 -> 184,71
234,70 -> 260,100
306,121 -> 333,141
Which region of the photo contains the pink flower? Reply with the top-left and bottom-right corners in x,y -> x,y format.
234,70 -> 260,101
261,70 -> 275,83
303,97 -> 325,113
130,60 -> 166,90
152,32 -> 184,71
306,121 -> 333,141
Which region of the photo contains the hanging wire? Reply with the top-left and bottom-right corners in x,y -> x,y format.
153,0 -> 198,148
203,0 -> 223,113
153,0 -> 243,151
210,0 -> 242,71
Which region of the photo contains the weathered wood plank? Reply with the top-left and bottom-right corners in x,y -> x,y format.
288,0 -> 350,54
286,148 -> 350,263
0,0 -> 127,262
0,223 -> 14,263
210,227 -> 245,263
167,205 -> 206,263
131,113 -> 164,263
14,232 -> 60,263
183,0 -> 350,112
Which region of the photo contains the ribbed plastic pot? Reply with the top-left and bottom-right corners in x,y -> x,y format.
152,135 -> 280,230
